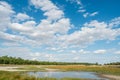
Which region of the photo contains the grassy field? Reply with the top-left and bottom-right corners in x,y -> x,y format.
44,65 -> 120,75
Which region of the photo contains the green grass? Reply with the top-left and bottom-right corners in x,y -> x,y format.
0,71 -> 89,80
61,78 -> 88,80
0,71 -> 35,80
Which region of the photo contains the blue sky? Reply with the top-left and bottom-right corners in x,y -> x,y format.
0,0 -> 120,64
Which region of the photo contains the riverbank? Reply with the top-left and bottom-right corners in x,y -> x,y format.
100,74 -> 120,80
0,66 -> 27,71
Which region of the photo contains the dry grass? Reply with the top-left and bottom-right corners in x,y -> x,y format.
45,65 -> 120,75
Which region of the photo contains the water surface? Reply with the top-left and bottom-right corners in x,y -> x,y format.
28,71 -> 109,80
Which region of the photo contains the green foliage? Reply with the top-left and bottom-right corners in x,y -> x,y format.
105,62 -> 120,65
0,56 -> 98,65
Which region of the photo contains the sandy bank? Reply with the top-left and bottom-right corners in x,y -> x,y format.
101,74 -> 120,80
0,66 -> 27,71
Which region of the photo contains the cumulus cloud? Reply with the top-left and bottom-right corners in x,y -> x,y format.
30,0 -> 64,21
0,31 -> 36,46
59,20 -> 120,48
10,22 -> 34,32
14,13 -> 33,22
94,49 -> 106,54
0,1 -> 14,31
0,0 -> 120,58
109,17 -> 120,28
0,0 -> 72,47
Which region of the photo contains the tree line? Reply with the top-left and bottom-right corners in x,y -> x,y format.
0,56 -> 99,65
105,62 -> 120,65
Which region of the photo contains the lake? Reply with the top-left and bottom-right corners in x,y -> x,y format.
28,71 -> 109,80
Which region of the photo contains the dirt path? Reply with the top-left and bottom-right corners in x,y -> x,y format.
0,66 -> 59,72
0,66 -> 27,71
101,74 -> 120,80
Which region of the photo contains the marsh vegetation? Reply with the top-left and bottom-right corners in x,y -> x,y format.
0,56 -> 120,80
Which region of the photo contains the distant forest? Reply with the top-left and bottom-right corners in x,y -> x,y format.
0,56 -> 99,65
105,62 -> 120,65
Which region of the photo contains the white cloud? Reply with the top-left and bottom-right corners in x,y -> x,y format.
67,0 -> 98,18
37,18 -> 71,34
30,52 -> 56,61
59,20 -> 120,47
94,49 -> 106,54
114,51 -> 120,54
0,31 -> 36,46
83,13 -> 89,18
90,12 -> 98,16
0,0 -> 120,64
66,0 -> 82,5
109,17 -> 120,28
43,9 -> 64,20
0,1 -> 14,31
78,49 -> 90,54
30,0 -> 64,21
14,13 -> 33,22
0,0 -> 120,56
1,42 -> 21,47
0,0 -> 72,47
23,0 -> 72,46
10,22 -> 34,32
30,52 -> 41,57
46,47 -> 59,51
73,57 -> 79,61
78,9 -> 86,13
0,1 -> 36,46
83,12 -> 98,18
71,50 -> 77,53
0,47 -> 32,58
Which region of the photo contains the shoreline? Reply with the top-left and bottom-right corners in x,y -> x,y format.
99,74 -> 120,80
0,65 -> 120,80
